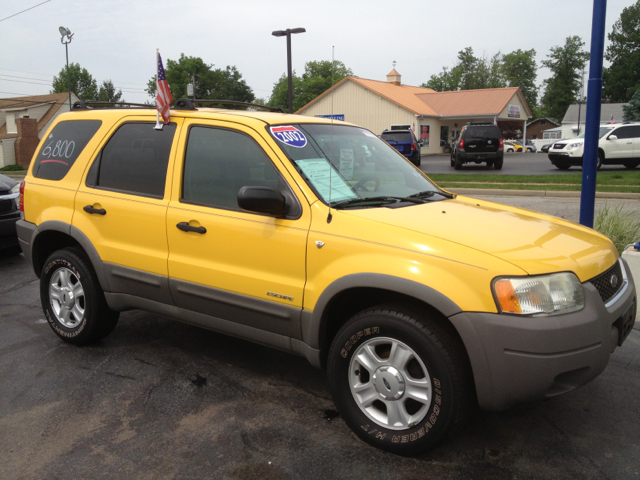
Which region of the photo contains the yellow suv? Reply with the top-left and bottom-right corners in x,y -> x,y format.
16,99 -> 637,455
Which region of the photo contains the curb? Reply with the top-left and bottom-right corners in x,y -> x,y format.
448,188 -> 640,199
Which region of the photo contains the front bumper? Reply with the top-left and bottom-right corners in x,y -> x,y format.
0,192 -> 20,249
548,152 -> 583,165
449,258 -> 636,411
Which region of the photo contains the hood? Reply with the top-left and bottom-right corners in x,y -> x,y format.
0,174 -> 18,193
345,196 -> 617,282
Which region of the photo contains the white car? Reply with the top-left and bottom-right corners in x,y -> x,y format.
548,123 -> 640,170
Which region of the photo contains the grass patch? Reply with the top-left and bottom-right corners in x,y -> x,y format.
594,204 -> 640,254
428,172 -> 640,186
436,182 -> 640,193
0,165 -> 25,172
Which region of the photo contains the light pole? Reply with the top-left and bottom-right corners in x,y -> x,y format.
272,27 -> 305,113
59,26 -> 74,110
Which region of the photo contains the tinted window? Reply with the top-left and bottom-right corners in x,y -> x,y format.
612,126 -> 634,139
381,132 -> 412,142
629,126 -> 640,138
464,126 -> 501,138
182,127 -> 281,210
88,123 -> 175,198
33,120 -> 102,181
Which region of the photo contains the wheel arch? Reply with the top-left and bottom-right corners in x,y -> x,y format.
301,274 -> 463,369
30,221 -> 110,292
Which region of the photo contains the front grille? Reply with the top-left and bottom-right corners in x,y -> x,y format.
553,143 -> 565,150
0,199 -> 14,214
589,261 -> 624,304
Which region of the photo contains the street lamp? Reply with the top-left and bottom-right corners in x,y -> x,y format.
59,26 -> 74,110
272,27 -> 306,113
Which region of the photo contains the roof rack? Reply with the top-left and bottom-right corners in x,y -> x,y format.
72,100 -> 153,110
173,98 -> 284,113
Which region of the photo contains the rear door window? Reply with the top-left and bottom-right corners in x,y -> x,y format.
86,122 -> 176,198
33,120 -> 102,181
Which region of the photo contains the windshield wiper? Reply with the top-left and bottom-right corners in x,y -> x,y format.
408,190 -> 455,200
332,196 -> 426,209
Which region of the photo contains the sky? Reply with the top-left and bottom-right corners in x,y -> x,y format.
0,0 -> 635,105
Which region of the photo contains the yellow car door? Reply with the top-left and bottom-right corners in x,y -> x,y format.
166,119 -> 311,338
74,118 -> 182,300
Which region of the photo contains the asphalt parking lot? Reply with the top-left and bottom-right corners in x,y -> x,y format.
1,195 -> 639,479
420,152 -> 637,175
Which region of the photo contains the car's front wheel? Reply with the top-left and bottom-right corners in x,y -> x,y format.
40,248 -> 119,345
327,306 -> 473,455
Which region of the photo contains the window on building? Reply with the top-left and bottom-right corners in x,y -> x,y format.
541,120 -> 546,126
86,122 -> 175,197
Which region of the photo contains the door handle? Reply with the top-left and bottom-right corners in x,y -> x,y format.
176,222 -> 206,234
627,141 -> 633,144
83,205 -> 106,215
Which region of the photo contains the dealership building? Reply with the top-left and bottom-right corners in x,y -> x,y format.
296,69 -> 532,155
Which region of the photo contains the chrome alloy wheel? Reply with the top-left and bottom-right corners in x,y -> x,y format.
49,267 -> 85,328
349,337 -> 432,430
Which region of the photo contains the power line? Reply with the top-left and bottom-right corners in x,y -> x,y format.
0,0 -> 52,23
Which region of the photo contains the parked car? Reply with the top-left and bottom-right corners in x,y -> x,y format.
17,100 -> 637,455
513,140 -> 537,152
548,123 -> 640,170
541,143 -> 553,153
0,173 -> 21,255
450,122 -> 504,169
380,129 -> 421,166
503,140 -> 523,153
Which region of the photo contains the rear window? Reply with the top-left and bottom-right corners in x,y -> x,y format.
464,126 -> 501,139
33,120 -> 102,181
381,132 -> 412,142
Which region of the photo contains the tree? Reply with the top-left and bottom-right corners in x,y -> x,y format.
51,63 -> 98,101
268,60 -> 352,112
540,36 -> 590,121
502,49 -> 538,109
623,87 -> 640,121
97,80 -> 123,103
421,47 -> 505,91
603,0 -> 640,102
146,54 -> 254,106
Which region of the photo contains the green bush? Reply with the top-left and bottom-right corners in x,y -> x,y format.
594,204 -> 640,255
0,164 -> 25,172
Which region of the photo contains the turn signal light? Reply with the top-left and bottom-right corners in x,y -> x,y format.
499,138 -> 504,148
494,279 -> 522,314
460,139 -> 465,149
19,181 -> 25,213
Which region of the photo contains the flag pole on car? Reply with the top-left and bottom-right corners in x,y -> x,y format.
155,49 -> 173,130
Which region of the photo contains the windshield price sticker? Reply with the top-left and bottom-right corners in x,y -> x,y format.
271,126 -> 307,148
295,158 -> 357,203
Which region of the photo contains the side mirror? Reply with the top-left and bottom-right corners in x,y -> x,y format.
608,135 -> 618,140
238,186 -> 286,217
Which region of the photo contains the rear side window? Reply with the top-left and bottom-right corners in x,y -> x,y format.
465,126 -> 501,139
86,122 -> 176,198
33,120 -> 102,181
381,132 -> 412,142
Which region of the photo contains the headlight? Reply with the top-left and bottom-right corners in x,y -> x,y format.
569,142 -> 583,149
493,272 -> 584,316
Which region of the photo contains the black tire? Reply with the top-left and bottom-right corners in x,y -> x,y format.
493,161 -> 503,170
486,161 -> 494,168
327,306 -> 473,455
597,151 -> 603,170
40,248 -> 119,345
506,148 -> 514,153
623,161 -> 640,169
554,163 -> 571,170
414,151 -> 421,167
450,151 -> 455,167
454,153 -> 463,170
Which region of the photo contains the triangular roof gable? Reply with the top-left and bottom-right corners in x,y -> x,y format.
0,93 -> 71,139
416,87 -> 532,117
296,76 -> 439,116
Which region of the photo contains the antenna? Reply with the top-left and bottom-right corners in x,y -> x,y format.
327,46 -> 335,223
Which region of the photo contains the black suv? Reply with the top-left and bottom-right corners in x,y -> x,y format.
451,122 -> 504,170
0,173 -> 21,255
380,129 -> 421,166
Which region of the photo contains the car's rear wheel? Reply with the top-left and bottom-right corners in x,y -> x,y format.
40,248 -> 119,345
506,148 -> 514,153
413,150 -> 421,167
493,161 -> 503,170
486,161 -> 494,168
327,306 -> 473,455
454,153 -> 463,170
623,161 -> 640,169
450,152 -> 455,167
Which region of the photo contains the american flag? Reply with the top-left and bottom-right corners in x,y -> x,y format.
156,53 -> 173,124
609,115 -> 616,124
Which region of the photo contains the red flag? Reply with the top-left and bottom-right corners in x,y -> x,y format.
156,52 -> 173,124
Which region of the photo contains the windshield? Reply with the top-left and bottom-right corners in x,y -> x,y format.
466,126 -> 500,139
269,124 -> 444,207
577,126 -> 615,139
